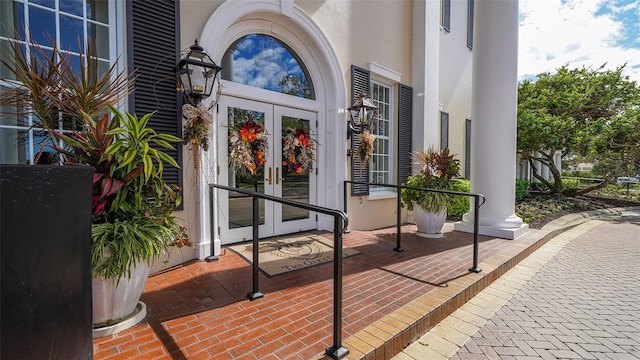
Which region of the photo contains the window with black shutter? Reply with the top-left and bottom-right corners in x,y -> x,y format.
350,65 -> 371,196
127,0 -> 183,189
398,84 -> 413,185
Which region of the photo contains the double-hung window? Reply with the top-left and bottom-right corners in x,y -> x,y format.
370,81 -> 393,192
350,65 -> 412,196
0,0 -> 119,165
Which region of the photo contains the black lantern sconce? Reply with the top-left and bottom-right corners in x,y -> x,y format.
176,39 -> 223,105
347,92 -> 378,139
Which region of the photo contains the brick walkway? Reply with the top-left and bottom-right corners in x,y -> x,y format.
395,208 -> 640,360
93,223 -> 510,359
94,217 -> 559,360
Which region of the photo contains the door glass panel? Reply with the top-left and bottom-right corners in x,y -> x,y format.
228,107 -> 266,229
281,116 -> 312,222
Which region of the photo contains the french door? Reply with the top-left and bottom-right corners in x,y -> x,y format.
217,96 -> 318,244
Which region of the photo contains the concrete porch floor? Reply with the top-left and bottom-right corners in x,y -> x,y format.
93,218 -> 572,360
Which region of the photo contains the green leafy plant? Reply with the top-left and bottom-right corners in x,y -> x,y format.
401,147 -> 461,212
54,107 -> 190,280
515,179 -> 531,201
447,179 -> 470,217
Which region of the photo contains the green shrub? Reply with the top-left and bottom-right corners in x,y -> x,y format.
447,179 -> 470,217
562,178 -> 580,191
529,181 -> 549,192
562,170 -> 597,179
515,179 -> 530,201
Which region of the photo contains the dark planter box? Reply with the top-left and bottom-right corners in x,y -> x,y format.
1,165 -> 93,360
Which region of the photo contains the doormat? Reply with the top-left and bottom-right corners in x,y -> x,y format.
227,234 -> 359,277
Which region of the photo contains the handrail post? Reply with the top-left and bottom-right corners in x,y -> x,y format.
394,183 -> 403,252
205,186 -> 219,262
325,215 -> 349,359
469,194 -> 482,273
247,194 -> 264,300
343,182 -> 349,233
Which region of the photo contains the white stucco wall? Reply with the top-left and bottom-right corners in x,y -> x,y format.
153,0 -> 475,268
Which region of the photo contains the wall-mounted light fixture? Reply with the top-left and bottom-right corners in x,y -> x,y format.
176,39 -> 222,105
347,92 -> 378,139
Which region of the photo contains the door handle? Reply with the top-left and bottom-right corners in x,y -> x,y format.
267,167 -> 272,185
276,167 -> 284,185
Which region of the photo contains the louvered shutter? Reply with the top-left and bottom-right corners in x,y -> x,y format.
350,65 -> 370,196
127,0 -> 183,189
440,111 -> 449,149
442,0 -> 451,32
467,0 -> 474,49
465,119 -> 471,179
398,84 -> 413,185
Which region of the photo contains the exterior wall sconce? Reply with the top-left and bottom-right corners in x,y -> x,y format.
176,39 -> 222,105
347,92 -> 378,139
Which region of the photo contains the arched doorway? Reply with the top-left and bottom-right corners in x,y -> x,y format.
197,2 -> 345,256
215,33 -> 319,244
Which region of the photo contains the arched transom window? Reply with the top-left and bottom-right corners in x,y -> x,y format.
221,34 -> 315,99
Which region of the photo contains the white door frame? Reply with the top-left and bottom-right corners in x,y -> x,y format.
196,1 -> 346,259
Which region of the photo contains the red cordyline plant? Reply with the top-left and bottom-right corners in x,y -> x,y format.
412,147 -> 461,186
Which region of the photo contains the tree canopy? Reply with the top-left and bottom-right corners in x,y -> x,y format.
517,64 -> 640,195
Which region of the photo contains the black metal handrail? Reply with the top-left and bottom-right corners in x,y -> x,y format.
343,180 -> 486,273
208,183 -> 350,359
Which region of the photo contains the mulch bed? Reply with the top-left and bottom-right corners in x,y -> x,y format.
522,193 -> 640,229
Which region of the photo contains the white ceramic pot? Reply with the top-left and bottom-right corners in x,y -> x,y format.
92,261 -> 149,327
413,204 -> 447,238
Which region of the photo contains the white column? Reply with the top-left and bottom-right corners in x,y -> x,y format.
412,0 -> 441,149
454,0 -> 528,239
554,150 -> 562,176
541,161 -> 550,181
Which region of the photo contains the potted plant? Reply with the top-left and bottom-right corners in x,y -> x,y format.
401,147 -> 462,237
0,37 -> 189,330
54,107 -> 189,328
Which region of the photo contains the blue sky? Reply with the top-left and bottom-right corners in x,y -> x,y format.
518,0 -> 640,82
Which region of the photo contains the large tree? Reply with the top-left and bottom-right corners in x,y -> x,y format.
517,64 -> 640,195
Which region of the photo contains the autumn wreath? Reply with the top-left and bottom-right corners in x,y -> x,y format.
282,127 -> 317,175
228,117 -> 269,176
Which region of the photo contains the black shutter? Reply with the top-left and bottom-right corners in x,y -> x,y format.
467,0 -> 474,49
127,0 -> 183,189
398,84 -> 413,185
465,119 -> 471,179
442,0 -> 451,32
440,111 -> 449,149
350,65 -> 370,196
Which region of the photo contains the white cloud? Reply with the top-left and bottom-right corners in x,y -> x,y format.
518,0 -> 640,82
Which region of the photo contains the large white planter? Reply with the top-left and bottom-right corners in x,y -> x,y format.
413,204 -> 447,238
92,261 -> 149,329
